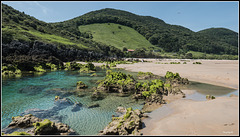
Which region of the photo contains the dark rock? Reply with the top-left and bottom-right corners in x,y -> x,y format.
91,91 -> 105,101
88,103 -> 100,108
71,102 -> 83,112
7,114 -> 42,128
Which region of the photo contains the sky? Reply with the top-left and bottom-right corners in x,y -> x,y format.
2,1 -> 239,33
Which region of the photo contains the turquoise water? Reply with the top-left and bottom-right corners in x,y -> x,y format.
1,68 -> 238,135
1,69 -> 144,135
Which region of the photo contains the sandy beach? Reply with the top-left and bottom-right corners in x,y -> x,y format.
115,59 -> 239,89
89,59 -> 240,135
110,59 -> 239,135
140,95 -> 239,135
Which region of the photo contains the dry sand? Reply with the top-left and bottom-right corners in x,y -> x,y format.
116,59 -> 239,89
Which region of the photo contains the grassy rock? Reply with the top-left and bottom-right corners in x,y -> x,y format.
76,81 -> 88,89
96,71 -> 136,94
137,71 -> 154,80
206,95 -> 215,100
99,107 -> 143,135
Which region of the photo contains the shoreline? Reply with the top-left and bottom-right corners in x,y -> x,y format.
114,59 -> 239,89
140,95 -> 239,135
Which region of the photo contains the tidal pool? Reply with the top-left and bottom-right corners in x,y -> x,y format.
1,68 -> 237,135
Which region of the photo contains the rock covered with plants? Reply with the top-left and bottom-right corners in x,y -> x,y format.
137,71 -> 155,80
96,71 -> 136,94
165,71 -> 189,87
4,114 -> 76,135
99,107 -> 144,135
76,81 -> 88,89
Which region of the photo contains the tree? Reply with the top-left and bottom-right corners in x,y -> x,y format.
122,47 -> 128,52
185,53 -> 193,59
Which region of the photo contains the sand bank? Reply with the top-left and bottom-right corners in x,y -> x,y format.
140,96 -> 239,135
115,59 -> 239,89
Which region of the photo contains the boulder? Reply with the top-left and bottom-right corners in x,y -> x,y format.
206,95 -> 215,100
33,119 -> 76,135
91,91 -> 104,101
8,114 -> 42,128
99,107 -> 143,135
76,81 -> 88,89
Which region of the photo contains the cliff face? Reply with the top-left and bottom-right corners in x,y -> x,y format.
2,40 -> 105,71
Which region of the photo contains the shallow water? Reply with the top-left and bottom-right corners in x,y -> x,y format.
1,69 -> 144,135
1,68 -> 238,135
182,81 -> 238,101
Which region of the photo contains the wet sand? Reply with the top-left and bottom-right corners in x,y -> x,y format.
140,95 -> 239,135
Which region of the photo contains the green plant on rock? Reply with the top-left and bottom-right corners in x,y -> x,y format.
79,62 -> 96,73
34,65 -> 46,72
77,81 -> 88,89
165,71 -> 180,80
33,119 -> 53,134
135,82 -> 142,90
123,107 -> 133,120
46,63 -> 57,71
142,91 -> 151,98
64,62 -> 83,70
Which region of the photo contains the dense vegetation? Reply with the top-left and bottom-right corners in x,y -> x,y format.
2,4 -> 238,60
53,8 -> 238,56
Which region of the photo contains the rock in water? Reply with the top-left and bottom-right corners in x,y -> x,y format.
71,102 -> 83,112
8,114 -> 42,128
4,114 -> 76,135
99,107 -> 143,135
88,103 -> 100,108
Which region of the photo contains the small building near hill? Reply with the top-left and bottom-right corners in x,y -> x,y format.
127,49 -> 135,53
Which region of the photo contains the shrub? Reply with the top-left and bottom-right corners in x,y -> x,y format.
34,65 -> 46,72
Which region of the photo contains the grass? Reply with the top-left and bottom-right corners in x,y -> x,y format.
2,25 -> 87,49
79,23 -> 155,50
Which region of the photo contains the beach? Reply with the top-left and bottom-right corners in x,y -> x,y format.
140,95 -> 239,135
113,59 -> 239,135
116,59 -> 239,89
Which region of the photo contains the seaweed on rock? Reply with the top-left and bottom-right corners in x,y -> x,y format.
96,71 -> 136,94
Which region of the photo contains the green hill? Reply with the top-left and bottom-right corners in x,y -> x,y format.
197,28 -> 238,48
2,4 -> 238,59
79,23 -> 155,50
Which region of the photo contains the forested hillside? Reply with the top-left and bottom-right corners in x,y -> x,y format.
2,4 -> 238,59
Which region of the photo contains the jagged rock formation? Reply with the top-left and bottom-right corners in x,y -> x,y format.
4,114 -> 75,135
99,107 -> 146,135
2,40 -> 105,71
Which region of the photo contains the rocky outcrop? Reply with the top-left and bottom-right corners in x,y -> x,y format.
4,114 -> 75,135
7,114 -> 42,128
99,108 -> 145,135
206,95 -> 216,100
137,71 -> 156,80
165,71 -> 189,87
76,81 -> 88,89
145,93 -> 165,105
2,40 -> 105,71
32,119 -> 75,135
96,71 -> 136,94
91,90 -> 105,101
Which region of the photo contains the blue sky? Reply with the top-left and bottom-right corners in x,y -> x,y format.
2,1 -> 239,33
